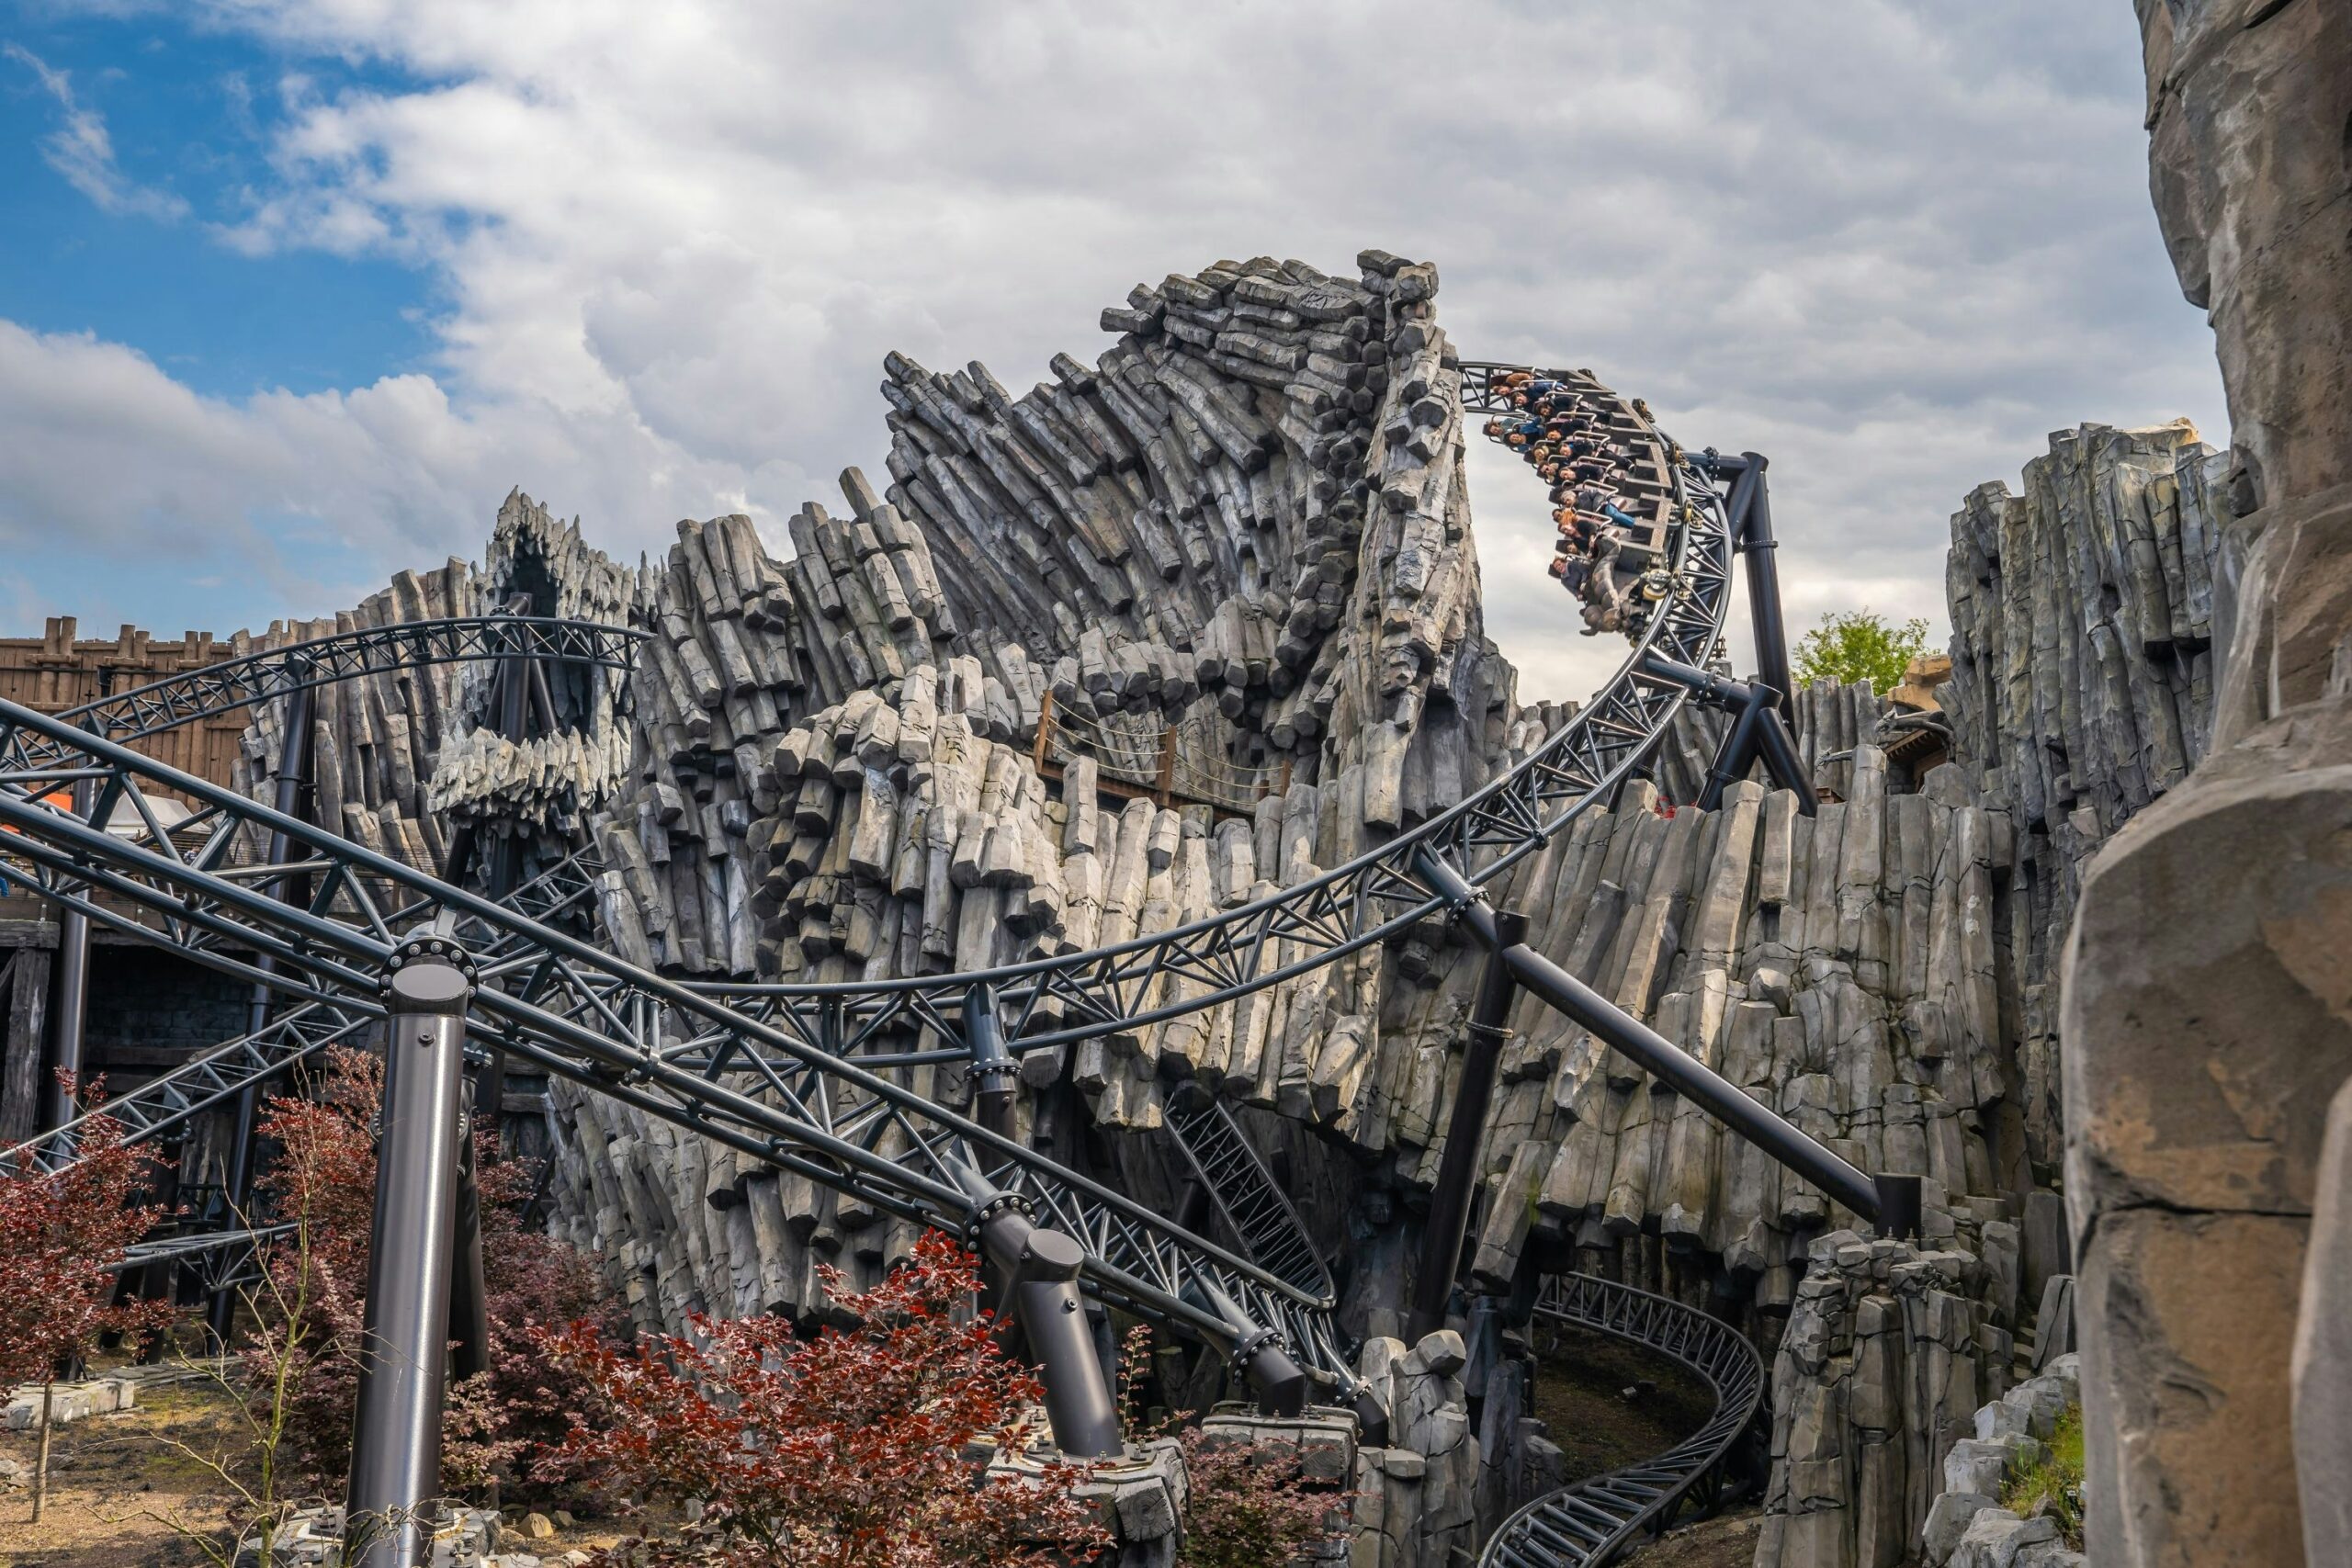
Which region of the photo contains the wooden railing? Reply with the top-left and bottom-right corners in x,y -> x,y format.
1031,692 -> 1290,814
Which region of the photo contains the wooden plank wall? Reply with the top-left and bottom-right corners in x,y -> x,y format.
0,615 -> 248,792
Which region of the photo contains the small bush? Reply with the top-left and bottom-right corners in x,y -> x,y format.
1791,608 -> 1930,693
2000,1404 -> 2086,1548
1117,1325 -> 1349,1568
535,1229 -> 1110,1568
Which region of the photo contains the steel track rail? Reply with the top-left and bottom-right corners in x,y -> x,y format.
1480,1274 -> 1766,1568
0,718 -> 1347,1377
2,847 -> 603,1177
0,615 -> 642,774
111,1224 -> 296,1297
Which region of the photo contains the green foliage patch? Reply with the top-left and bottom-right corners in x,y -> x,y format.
2000,1404 -> 2086,1549
1791,609 -> 1930,693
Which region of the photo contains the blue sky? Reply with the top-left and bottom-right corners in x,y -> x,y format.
0,2 -> 2226,700
2,19 -> 434,400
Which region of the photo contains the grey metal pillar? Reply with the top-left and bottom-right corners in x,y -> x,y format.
470,649 -> 532,1140
1407,910 -> 1526,1344
964,984 -> 1016,1140
950,1161 -> 1123,1458
1413,849 -> 1901,1231
1696,690 -> 1768,813
210,682 -> 316,1348
134,1140 -> 185,1363
1186,1275 -> 1309,1418
347,952 -> 473,1568
1723,451 -> 1796,725
447,1084 -> 491,1382
41,779 -> 95,1134
1641,654 -> 1816,818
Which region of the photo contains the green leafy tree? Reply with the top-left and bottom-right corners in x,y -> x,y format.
1792,609 -> 1930,694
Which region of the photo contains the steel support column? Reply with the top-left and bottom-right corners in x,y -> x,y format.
1407,910 -> 1526,1344
1414,849 -> 1904,1232
1696,690 -> 1768,813
209,682 -> 316,1347
447,1084 -> 491,1382
1640,654 -> 1815,817
1186,1274 -> 1309,1417
964,984 -> 1015,1140
470,643 -> 532,1143
347,953 -> 473,1568
40,778 -> 95,1134
965,1189 -> 1124,1459
1716,451 -> 1795,725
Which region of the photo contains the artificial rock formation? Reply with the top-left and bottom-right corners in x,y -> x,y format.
548,252 -> 1532,1310
2064,6 -> 2352,1566
1920,1352 -> 2085,1568
231,489 -> 635,886
1942,419 -> 2229,1181
217,235 -> 2238,1568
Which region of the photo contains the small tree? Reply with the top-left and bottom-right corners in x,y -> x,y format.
136,1166 -> 349,1568
0,1076 -> 178,1522
243,1046 -> 623,1500
536,1229 -> 1110,1568
1792,609 -> 1930,693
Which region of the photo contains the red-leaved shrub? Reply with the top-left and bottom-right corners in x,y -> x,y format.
1116,1324 -> 1349,1568
0,1076 -> 180,1519
535,1229 -> 1111,1568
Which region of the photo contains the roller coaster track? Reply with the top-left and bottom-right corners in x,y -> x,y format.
0,847 -> 604,1178
0,614 -> 641,773
1481,1274 -> 1767,1568
0,367 -> 1759,1541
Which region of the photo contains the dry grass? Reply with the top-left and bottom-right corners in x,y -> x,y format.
0,1364 -> 649,1568
0,1380 -> 243,1568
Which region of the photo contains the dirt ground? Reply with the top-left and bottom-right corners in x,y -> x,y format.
1525,1320 -> 1763,1566
1617,1508 -> 1766,1568
4,1331 -> 1754,1566
1528,1319 -> 1719,1483
0,1365 -> 645,1568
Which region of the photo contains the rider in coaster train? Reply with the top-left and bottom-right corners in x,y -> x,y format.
1484,368 -> 1642,634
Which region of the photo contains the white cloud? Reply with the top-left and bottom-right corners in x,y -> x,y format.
0,1 -> 2225,699
4,41 -> 189,220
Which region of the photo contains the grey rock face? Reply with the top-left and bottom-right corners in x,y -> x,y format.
1942,420 -> 2227,1182
2294,1077 -> 2352,1566
2069,6 -> 2352,1562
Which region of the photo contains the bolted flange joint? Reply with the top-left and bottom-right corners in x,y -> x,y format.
963,1189 -> 1034,1246
1226,1322 -> 1287,1371
380,934 -> 479,999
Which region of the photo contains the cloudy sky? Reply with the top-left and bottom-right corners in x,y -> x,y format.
0,1 -> 2221,702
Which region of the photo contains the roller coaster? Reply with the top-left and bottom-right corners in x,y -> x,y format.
0,365 -> 1896,1568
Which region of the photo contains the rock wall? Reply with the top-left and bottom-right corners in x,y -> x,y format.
216,231 -> 2253,1566
1942,421 -> 2229,1182
1921,1352 -> 2085,1568
2064,6 -> 2352,1566
1754,1230 -> 2009,1568
537,251 -> 1519,1314
229,488 -> 636,886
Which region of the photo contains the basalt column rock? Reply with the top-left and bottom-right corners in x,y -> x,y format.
2065,7 -> 2352,1566
1943,421 -> 2227,1181
229,490 -> 637,885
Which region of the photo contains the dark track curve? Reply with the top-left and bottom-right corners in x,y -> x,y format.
1482,1274 -> 1766,1568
